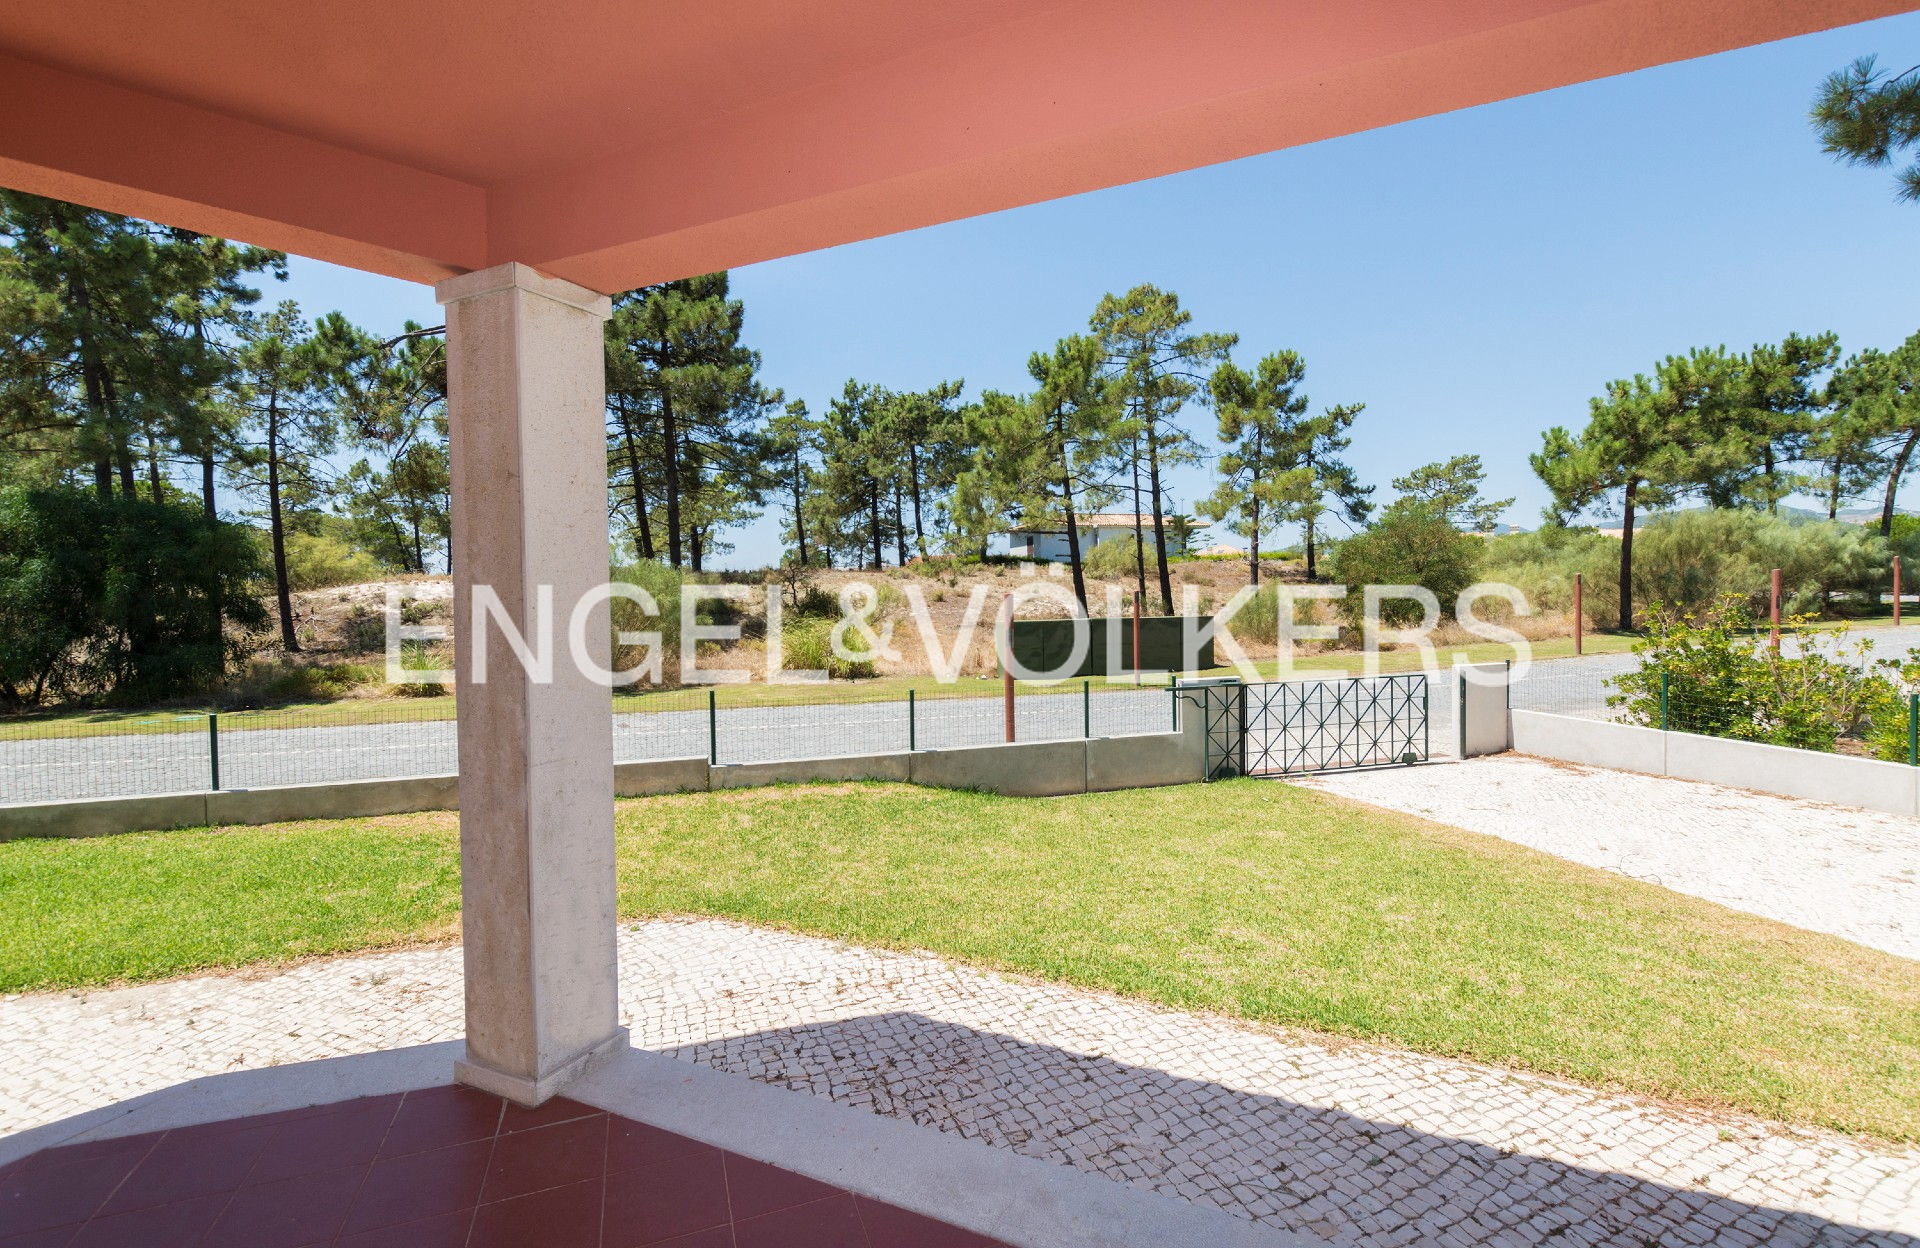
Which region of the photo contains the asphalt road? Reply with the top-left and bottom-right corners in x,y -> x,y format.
7,626 -> 1910,806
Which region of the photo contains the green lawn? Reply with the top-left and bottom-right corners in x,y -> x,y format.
2,780 -> 1915,1141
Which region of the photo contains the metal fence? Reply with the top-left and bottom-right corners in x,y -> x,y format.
0,679 -> 1184,807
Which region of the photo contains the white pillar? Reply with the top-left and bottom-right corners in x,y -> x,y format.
435,262 -> 624,1105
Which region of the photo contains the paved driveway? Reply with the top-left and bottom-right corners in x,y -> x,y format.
1297,753 -> 1920,961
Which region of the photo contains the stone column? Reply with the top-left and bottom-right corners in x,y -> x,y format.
435,262 -> 624,1105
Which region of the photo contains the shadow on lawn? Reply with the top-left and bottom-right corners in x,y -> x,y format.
673,1012 -> 1917,1248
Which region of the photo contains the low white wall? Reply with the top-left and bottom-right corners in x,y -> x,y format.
1664,731 -> 1917,816
1454,662 -> 1512,758
909,739 -> 1090,797
1511,710 -> 1667,775
1512,709 -> 1920,817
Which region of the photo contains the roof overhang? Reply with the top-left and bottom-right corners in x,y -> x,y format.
0,0 -> 1908,292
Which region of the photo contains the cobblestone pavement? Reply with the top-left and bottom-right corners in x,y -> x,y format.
5,920 -> 1915,1246
1296,754 -> 1920,961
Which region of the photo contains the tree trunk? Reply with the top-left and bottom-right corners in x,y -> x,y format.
1146,430 -> 1173,613
1762,444 -> 1778,513
1130,433 -> 1148,608
266,400 -> 300,652
868,478 -> 883,571
1248,496 -> 1261,588
1618,478 -> 1638,633
616,396 -> 655,561
1059,447 -> 1087,612
907,445 -> 928,558
662,392 -> 683,568
790,457 -> 809,566
1880,427 -> 1920,537
893,480 -> 909,565
690,526 -> 704,572
1304,514 -> 1318,582
69,271 -> 117,504
201,449 -> 223,652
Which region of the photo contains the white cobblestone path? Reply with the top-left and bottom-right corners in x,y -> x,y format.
4,920 -> 1915,1246
1295,754 -> 1920,962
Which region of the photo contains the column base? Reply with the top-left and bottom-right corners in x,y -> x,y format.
454,1028 -> 631,1108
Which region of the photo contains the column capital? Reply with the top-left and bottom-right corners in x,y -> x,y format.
435,261 -> 612,319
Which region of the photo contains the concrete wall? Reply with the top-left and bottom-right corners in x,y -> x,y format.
710,752 -> 910,789
1512,709 -> 1920,817
0,791 -> 214,841
1664,731 -> 1917,816
1511,710 -> 1667,775
1454,662 -> 1512,758
614,757 -> 711,797
907,738 -> 1090,797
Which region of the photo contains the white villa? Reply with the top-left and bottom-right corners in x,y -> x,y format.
1000,513 -> 1212,561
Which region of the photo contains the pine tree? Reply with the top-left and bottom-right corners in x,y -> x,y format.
1831,331 -> 1920,534
954,336 -> 1120,607
1276,402 -> 1372,582
226,302 -> 338,651
1813,55 -> 1920,202
1091,286 -> 1235,612
1534,357 -> 1719,630
1390,454 -> 1513,532
1203,351 -> 1309,586
604,273 -> 775,569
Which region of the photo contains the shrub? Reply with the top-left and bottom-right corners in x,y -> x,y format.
1326,501 -> 1480,625
1626,511 -> 1886,620
1479,525 -> 1617,623
283,531 -> 385,591
0,486 -> 268,705
777,616 -> 877,679
1609,597 -> 1902,753
1084,535 -> 1150,581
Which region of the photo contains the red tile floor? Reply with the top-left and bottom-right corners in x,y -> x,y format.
0,1085 -> 1013,1248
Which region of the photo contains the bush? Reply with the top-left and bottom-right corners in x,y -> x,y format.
1609,597 -> 1902,753
283,531 -> 385,591
777,616 -> 877,679
0,486 -> 268,705
1084,534 -> 1150,580
1326,501 -> 1480,625
1480,525 -> 1618,622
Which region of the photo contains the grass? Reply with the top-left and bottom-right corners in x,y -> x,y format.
2,780 -> 1915,1142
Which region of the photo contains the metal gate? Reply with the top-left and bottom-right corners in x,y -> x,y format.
1186,673 -> 1430,778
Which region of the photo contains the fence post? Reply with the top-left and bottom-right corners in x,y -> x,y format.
707,688 -> 718,765
1769,567 -> 1782,650
1659,671 -> 1670,731
1169,685 -> 1178,732
1572,573 -> 1583,655
908,688 -> 917,752
1082,680 -> 1091,738
207,713 -> 220,791
1908,693 -> 1917,767
1422,677 -> 1430,760
1132,589 -> 1143,685
1000,595 -> 1016,743
1456,668 -> 1467,759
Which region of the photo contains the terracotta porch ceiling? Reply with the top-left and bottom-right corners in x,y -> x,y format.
0,0 -> 1910,293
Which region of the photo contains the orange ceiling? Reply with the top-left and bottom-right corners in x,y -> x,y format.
0,0 -> 1909,292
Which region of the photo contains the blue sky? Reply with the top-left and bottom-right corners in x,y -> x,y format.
281,11 -> 1920,569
